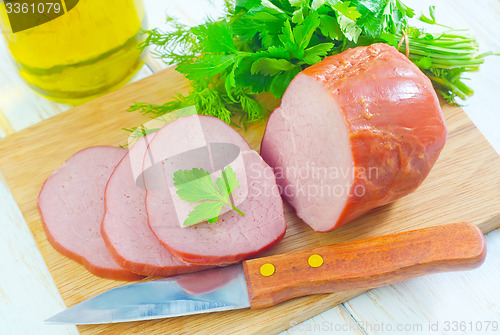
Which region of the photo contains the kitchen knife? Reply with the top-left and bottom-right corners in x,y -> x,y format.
46,222 -> 486,325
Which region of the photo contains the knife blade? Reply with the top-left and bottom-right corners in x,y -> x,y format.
46,222 -> 486,325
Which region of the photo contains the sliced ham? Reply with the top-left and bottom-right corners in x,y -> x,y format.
260,43 -> 448,232
38,146 -> 143,281
101,134 -> 210,277
144,115 -> 287,265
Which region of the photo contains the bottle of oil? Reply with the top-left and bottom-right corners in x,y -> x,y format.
0,0 -> 147,104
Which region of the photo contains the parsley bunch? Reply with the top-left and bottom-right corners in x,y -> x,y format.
130,0 -> 493,126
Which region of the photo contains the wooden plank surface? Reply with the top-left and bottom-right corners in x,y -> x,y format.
0,171 -> 78,335
0,66 -> 500,335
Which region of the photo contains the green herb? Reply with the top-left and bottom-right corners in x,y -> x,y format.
395,27 -> 492,101
173,166 -> 245,226
129,0 -> 495,127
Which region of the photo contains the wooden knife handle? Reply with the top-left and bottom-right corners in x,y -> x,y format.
242,222 -> 486,309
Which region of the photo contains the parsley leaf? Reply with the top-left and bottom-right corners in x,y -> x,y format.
173,166 -> 245,226
312,0 -> 326,10
251,57 -> 297,76
328,1 -> 361,21
185,201 -> 225,226
215,166 -> 240,200
269,67 -> 301,97
293,11 -> 321,52
337,15 -> 362,43
319,14 -> 342,40
174,168 -> 221,202
303,43 -> 335,64
327,1 -> 362,42
350,0 -> 388,38
290,0 -> 308,7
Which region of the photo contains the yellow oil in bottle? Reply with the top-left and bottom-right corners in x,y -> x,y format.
0,0 -> 147,104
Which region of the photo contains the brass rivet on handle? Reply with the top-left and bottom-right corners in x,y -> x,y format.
308,254 -> 324,268
260,263 -> 275,276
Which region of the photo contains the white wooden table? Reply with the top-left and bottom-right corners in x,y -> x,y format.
0,1 -> 499,334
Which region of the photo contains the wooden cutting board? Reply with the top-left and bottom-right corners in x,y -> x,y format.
0,67 -> 499,335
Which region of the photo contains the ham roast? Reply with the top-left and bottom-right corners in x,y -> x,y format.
260,43 -> 447,232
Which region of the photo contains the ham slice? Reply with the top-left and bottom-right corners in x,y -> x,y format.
101,134 -> 210,277
38,146 -> 143,281
144,115 -> 287,265
260,43 -> 448,232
